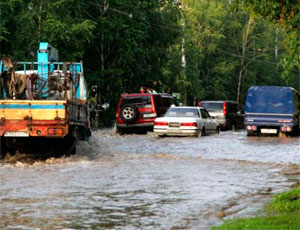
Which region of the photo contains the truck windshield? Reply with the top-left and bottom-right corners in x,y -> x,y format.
245,88 -> 294,114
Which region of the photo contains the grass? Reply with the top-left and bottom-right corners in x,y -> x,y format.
212,186 -> 300,230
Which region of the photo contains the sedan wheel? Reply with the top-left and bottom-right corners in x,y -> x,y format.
199,128 -> 205,137
231,123 -> 236,131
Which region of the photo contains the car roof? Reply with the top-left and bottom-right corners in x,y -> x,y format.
122,93 -> 171,97
170,106 -> 200,109
200,100 -> 238,103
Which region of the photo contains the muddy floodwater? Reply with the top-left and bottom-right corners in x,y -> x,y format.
1,130 -> 300,229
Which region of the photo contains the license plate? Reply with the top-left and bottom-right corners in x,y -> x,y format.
169,122 -> 180,127
4,131 -> 29,137
168,128 -> 181,133
261,129 -> 277,134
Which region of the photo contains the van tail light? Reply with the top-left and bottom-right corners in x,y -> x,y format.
223,102 -> 227,115
116,112 -> 119,118
155,121 -> 168,126
181,122 -> 197,127
198,101 -> 201,107
281,126 -> 292,132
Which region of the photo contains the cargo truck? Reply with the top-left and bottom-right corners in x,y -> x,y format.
0,42 -> 91,157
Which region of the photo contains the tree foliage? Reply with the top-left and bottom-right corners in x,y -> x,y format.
0,0 -> 299,124
245,0 -> 300,78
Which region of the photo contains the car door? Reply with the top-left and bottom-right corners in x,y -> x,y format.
154,95 -> 165,117
160,97 -> 172,116
200,109 -> 214,132
195,108 -> 203,129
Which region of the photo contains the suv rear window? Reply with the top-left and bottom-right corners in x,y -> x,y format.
201,102 -> 223,111
121,96 -> 151,107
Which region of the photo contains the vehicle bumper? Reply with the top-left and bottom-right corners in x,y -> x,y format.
116,122 -> 154,128
154,128 -> 200,136
244,114 -> 298,135
244,122 -> 296,134
0,119 -> 68,137
216,118 -> 230,129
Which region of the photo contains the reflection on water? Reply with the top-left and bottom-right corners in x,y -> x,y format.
0,129 -> 299,229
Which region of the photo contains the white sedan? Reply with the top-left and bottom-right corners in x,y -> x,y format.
154,106 -> 219,137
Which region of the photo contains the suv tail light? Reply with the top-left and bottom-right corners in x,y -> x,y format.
223,102 -> 227,115
155,121 -> 168,126
181,122 -> 197,127
198,101 -> 201,107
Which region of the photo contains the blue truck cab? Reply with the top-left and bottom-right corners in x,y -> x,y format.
244,86 -> 300,136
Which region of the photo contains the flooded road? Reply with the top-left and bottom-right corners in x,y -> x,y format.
1,130 -> 300,229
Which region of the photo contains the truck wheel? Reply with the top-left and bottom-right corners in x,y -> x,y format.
292,127 -> 299,136
63,135 -> 76,156
231,123 -> 236,131
247,131 -> 253,136
120,104 -> 138,123
0,137 -> 7,159
279,131 -> 288,138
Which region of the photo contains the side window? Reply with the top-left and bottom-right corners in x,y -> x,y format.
294,91 -> 300,112
154,95 -> 163,109
169,98 -> 177,106
204,109 -> 210,118
237,104 -> 243,114
231,103 -> 238,113
200,109 -> 208,118
161,97 -> 171,108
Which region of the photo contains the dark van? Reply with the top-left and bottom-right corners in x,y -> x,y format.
244,86 -> 300,136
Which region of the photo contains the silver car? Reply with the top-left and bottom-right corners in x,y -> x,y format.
154,106 -> 219,137
198,101 -> 244,130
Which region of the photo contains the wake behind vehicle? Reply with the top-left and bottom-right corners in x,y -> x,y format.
154,106 -> 219,137
0,42 -> 91,157
244,86 -> 300,136
116,93 -> 178,133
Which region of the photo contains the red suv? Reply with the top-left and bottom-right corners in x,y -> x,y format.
116,93 -> 178,133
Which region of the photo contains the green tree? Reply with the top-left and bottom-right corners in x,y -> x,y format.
245,0 -> 300,79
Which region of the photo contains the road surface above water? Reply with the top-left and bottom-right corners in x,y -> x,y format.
1,129 -> 300,230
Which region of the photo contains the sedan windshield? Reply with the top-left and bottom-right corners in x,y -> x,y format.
165,107 -> 199,118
